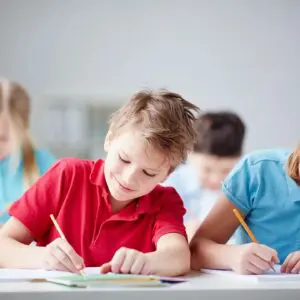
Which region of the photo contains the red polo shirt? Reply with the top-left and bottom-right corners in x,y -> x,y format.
9,158 -> 187,267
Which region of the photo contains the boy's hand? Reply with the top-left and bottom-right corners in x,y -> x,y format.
281,251 -> 300,274
100,247 -> 152,275
230,243 -> 279,274
42,238 -> 84,273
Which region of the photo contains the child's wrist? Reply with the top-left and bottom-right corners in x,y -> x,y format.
222,244 -> 240,270
144,252 -> 157,274
30,246 -> 47,269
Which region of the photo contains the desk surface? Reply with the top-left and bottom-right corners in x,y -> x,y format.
1,272 -> 300,300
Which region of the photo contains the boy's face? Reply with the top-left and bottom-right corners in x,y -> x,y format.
188,153 -> 240,191
104,128 -> 171,202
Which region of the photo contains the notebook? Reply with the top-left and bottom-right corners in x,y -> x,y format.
0,267 -> 186,287
0,267 -> 101,282
46,273 -> 187,288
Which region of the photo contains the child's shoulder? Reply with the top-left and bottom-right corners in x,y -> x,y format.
242,148 -> 291,168
150,184 -> 183,207
50,157 -> 98,175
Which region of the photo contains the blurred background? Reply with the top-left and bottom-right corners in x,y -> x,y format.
0,0 -> 299,159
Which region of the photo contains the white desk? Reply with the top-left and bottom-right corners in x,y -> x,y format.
1,272 -> 300,300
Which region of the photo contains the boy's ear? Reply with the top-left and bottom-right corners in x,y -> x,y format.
104,131 -> 113,152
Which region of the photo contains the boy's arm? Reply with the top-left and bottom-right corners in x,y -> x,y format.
0,160 -> 68,269
147,233 -> 190,276
190,156 -> 254,271
0,217 -> 45,268
150,187 -> 190,276
0,216 -> 84,271
190,194 -> 279,274
190,194 -> 241,270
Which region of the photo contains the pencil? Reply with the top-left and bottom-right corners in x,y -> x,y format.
233,209 -> 258,243
50,214 -> 86,276
233,209 -> 276,272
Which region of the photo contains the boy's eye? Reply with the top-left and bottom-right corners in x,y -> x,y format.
143,170 -> 157,177
119,154 -> 130,164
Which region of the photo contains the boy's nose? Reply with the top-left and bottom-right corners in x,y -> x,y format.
122,167 -> 138,186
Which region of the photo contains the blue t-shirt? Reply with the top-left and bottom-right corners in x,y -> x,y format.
223,148 -> 300,263
0,149 -> 56,223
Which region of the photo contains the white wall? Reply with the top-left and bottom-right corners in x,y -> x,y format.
0,0 -> 299,151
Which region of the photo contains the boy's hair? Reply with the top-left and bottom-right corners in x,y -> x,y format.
287,144 -> 300,186
0,79 -> 38,188
193,111 -> 246,157
109,89 -> 200,168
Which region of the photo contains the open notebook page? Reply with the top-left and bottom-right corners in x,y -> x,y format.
0,267 -> 100,282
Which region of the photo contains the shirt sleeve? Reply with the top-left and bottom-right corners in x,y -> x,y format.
222,156 -> 259,215
152,187 -> 187,245
8,159 -> 69,240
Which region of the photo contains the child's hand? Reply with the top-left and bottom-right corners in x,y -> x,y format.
100,247 -> 152,275
281,251 -> 300,274
42,238 -> 84,273
230,243 -> 279,274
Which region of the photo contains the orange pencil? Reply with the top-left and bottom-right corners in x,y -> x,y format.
50,214 -> 86,276
233,209 -> 276,272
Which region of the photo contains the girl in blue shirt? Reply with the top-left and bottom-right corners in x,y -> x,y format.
0,79 -> 56,223
190,145 -> 300,275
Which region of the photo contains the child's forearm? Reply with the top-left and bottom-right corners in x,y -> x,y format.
0,237 -> 45,269
146,246 -> 190,276
190,237 -> 237,270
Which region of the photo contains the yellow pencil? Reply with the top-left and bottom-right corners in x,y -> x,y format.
233,209 -> 276,272
233,209 -> 258,243
50,214 -> 86,276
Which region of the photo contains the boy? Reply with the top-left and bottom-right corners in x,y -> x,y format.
164,111 -> 246,240
0,89 -> 199,276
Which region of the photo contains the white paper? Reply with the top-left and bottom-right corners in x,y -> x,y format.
0,267 -> 100,282
202,265 -> 300,281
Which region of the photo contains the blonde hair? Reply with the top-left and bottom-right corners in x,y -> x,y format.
287,144 -> 300,186
0,79 -> 38,189
109,89 -> 200,169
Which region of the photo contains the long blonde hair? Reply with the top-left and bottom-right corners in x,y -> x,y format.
287,144 -> 300,186
0,79 -> 38,189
